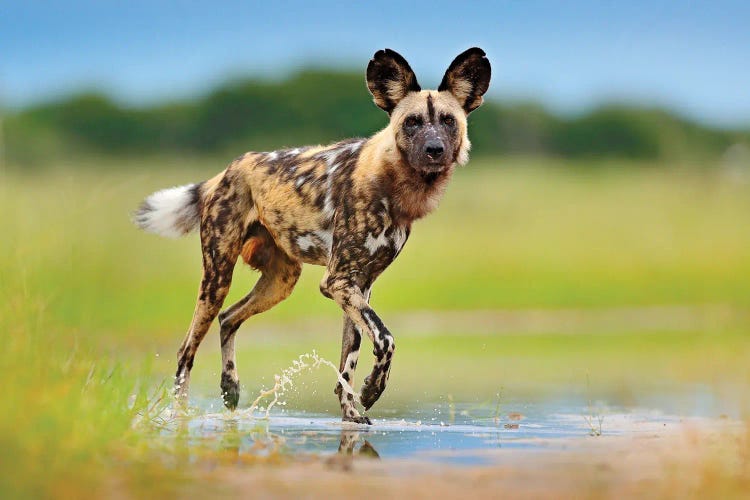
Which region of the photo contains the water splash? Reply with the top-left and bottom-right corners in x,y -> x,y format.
132,350 -> 362,428
246,350 -> 361,419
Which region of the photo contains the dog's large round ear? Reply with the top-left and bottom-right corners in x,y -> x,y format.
438,47 -> 491,114
366,49 -> 421,115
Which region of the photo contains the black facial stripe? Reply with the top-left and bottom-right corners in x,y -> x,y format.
426,94 -> 436,123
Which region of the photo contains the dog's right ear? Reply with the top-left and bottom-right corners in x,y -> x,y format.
366,49 -> 421,115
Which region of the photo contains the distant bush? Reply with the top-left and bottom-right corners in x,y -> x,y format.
550,107 -> 661,159
2,70 -> 748,165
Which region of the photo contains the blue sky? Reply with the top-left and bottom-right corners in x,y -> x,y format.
2,1 -> 749,127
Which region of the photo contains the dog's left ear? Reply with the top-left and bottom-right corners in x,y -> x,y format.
367,49 -> 421,114
438,47 -> 491,114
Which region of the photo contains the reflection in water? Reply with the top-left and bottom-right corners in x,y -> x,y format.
146,399 -> 726,466
165,413 -> 382,462
220,418 -> 240,455
337,430 -> 380,458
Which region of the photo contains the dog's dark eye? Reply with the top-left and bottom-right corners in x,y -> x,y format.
403,116 -> 422,129
441,115 -> 456,127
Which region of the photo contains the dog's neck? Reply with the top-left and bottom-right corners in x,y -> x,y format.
357,128 -> 456,227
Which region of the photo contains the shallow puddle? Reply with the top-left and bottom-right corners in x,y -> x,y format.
143,350 -> 741,465
149,399 -> 730,465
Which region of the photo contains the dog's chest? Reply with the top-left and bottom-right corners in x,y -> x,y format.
287,219 -> 409,267
253,139 -> 409,267
332,198 -> 412,272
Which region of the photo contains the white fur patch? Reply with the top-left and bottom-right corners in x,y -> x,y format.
317,229 -> 333,253
365,228 -> 389,255
346,141 -> 362,154
392,226 -> 408,253
322,140 -> 365,219
342,350 -> 359,373
457,136 -> 471,165
296,234 -> 316,252
363,312 -> 379,339
322,195 -> 336,222
134,184 -> 200,238
296,230 -> 333,255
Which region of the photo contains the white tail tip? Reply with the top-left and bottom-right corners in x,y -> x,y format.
133,183 -> 201,238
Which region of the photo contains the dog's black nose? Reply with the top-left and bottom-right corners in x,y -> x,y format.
425,142 -> 444,159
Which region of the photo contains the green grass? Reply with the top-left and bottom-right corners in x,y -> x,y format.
1,156 -> 749,496
4,157 -> 750,342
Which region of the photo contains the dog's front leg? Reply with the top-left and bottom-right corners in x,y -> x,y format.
335,315 -> 370,423
321,275 -> 395,413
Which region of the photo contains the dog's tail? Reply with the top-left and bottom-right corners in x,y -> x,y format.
133,182 -> 203,238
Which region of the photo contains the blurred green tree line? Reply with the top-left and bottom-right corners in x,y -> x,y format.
2,70 -> 748,165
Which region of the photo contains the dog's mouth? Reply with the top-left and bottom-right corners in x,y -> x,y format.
417,165 -> 447,184
421,171 -> 439,184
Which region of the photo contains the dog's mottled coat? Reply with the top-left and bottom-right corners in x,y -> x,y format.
134,47 -> 491,423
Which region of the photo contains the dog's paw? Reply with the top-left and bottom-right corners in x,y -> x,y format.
360,375 -> 384,410
220,374 -> 240,410
343,414 -> 372,425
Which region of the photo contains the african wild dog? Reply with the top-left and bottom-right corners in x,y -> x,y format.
134,48 -> 491,424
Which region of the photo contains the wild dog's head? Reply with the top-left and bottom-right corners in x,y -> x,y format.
366,48 -> 491,178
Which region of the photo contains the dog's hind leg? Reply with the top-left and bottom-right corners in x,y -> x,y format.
174,244 -> 240,407
174,174 -> 246,408
217,231 -> 302,409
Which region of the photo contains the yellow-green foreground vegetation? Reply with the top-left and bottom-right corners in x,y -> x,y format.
1,157 -> 749,497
